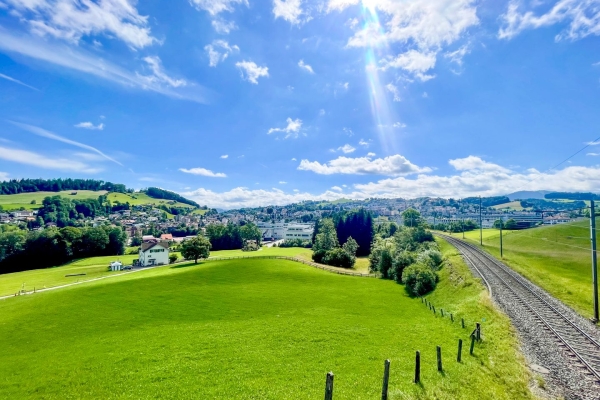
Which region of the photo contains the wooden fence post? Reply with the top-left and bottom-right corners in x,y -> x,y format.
476,323 -> 481,341
381,359 -> 390,400
432,306 -> 436,314
437,346 -> 442,372
461,318 -> 465,329
470,335 -> 475,355
457,339 -> 463,362
324,372 -> 334,400
414,351 -> 420,384
441,309 -> 444,317
450,313 -> 454,322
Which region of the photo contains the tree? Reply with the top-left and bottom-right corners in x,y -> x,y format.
240,222 -> 262,244
402,208 -> 422,227
313,218 -> 338,253
504,219 -> 518,230
181,235 -> 211,263
169,253 -> 178,264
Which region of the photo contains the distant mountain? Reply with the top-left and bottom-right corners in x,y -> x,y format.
506,191 -> 552,201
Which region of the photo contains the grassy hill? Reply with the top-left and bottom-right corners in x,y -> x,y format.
458,219 -> 598,319
0,241 -> 534,399
0,190 -> 197,211
491,201 -> 526,211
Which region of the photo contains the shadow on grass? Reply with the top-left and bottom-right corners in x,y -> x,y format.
170,262 -> 206,269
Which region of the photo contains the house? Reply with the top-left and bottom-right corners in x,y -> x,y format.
110,261 -> 123,271
142,235 -> 157,242
139,241 -> 169,267
160,234 -> 173,241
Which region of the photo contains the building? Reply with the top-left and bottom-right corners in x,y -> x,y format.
257,222 -> 314,241
160,234 -> 173,241
109,261 -> 123,271
139,241 -> 169,267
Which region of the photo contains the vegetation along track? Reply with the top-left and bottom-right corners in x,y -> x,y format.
438,233 -> 600,387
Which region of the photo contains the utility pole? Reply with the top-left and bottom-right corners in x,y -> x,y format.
500,219 -> 503,258
479,196 -> 483,246
591,200 -> 598,323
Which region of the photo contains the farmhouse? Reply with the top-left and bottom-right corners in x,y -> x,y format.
139,241 -> 169,267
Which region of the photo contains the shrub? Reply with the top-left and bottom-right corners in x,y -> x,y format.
323,248 -> 354,268
391,251 -> 415,283
169,253 -> 178,264
416,249 -> 443,271
402,263 -> 438,296
312,249 -> 327,263
279,239 -> 312,248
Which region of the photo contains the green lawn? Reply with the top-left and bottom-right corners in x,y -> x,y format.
491,201 -> 526,211
459,221 -> 597,319
0,247 -> 312,297
0,190 -> 108,210
105,192 -> 195,209
0,245 -> 534,399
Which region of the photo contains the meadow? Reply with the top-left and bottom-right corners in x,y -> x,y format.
0,238 -> 534,399
0,190 -> 199,211
458,219 -> 598,319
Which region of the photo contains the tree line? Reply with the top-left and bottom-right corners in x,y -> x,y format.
0,178 -> 128,195
205,222 -> 262,251
146,187 -> 201,208
0,225 -> 127,274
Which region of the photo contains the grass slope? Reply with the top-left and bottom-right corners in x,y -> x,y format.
458,220 -> 597,319
492,201 -> 526,211
0,190 -> 108,210
0,247 -> 311,297
0,245 -> 534,399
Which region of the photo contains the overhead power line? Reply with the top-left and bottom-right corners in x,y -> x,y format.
547,134 -> 600,171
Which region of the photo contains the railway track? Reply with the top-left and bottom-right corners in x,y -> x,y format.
439,233 -> 600,384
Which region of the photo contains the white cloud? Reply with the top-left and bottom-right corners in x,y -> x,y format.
279,181 -> 287,184
343,127 -> 354,136
331,186 -> 343,192
298,59 -> 314,73
393,122 -> 407,128
444,45 -> 470,66
448,155 -> 510,173
319,109 -> 326,116
183,160 -> 600,209
422,92 -> 429,98
235,61 -> 269,84
268,118 -> 303,138
75,122 -> 104,130
587,152 -> 600,156
205,40 -> 239,67
190,0 -> 248,15
221,154 -> 229,159
332,0 -> 479,81
499,0 -> 600,41
3,0 -> 156,49
338,144 -> 356,153
385,83 -> 401,102
381,50 -> 437,81
212,19 -> 238,34
587,140 -> 600,146
359,139 -> 369,147
0,145 -> 99,173
273,0 -> 304,25
0,31 -> 206,103
367,152 -> 376,157
179,167 -> 227,178
0,72 -> 39,91
298,154 -> 430,176
11,121 -> 121,166
140,56 -> 187,88
291,157 -> 297,161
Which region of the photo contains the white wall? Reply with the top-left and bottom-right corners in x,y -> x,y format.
139,246 -> 169,266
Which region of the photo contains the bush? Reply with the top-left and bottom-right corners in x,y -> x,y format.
391,251 -> 414,283
169,253 -> 178,264
312,249 -> 327,263
323,248 -> 354,268
416,249 -> 443,271
402,264 -> 438,296
279,239 -> 312,248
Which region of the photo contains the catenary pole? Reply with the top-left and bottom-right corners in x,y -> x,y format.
479,196 -> 483,246
591,200 -> 598,323
500,219 -> 503,258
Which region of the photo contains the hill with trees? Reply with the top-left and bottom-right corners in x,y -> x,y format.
145,187 -> 200,208
0,179 -> 128,195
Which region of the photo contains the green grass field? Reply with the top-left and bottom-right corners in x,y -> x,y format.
0,190 -> 197,211
492,201 -> 526,211
458,221 -> 597,319
0,239 -> 534,399
0,247 -> 313,297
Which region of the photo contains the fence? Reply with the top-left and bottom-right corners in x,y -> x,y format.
322,295 -> 484,398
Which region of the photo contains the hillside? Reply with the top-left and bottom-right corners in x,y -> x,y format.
0,254 -> 534,399
460,219 -> 598,318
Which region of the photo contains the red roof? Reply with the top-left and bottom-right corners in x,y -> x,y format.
160,234 -> 173,240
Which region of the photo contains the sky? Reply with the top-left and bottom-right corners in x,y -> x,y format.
0,0 -> 600,209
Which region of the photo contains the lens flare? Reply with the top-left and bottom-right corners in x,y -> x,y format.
361,1 -> 398,153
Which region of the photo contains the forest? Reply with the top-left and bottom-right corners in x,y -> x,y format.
0,178 -> 128,195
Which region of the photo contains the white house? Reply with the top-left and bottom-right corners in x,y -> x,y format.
139,241 -> 169,267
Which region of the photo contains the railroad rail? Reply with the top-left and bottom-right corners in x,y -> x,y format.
438,233 -> 600,382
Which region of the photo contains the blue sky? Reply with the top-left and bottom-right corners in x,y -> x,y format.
0,0 -> 600,208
